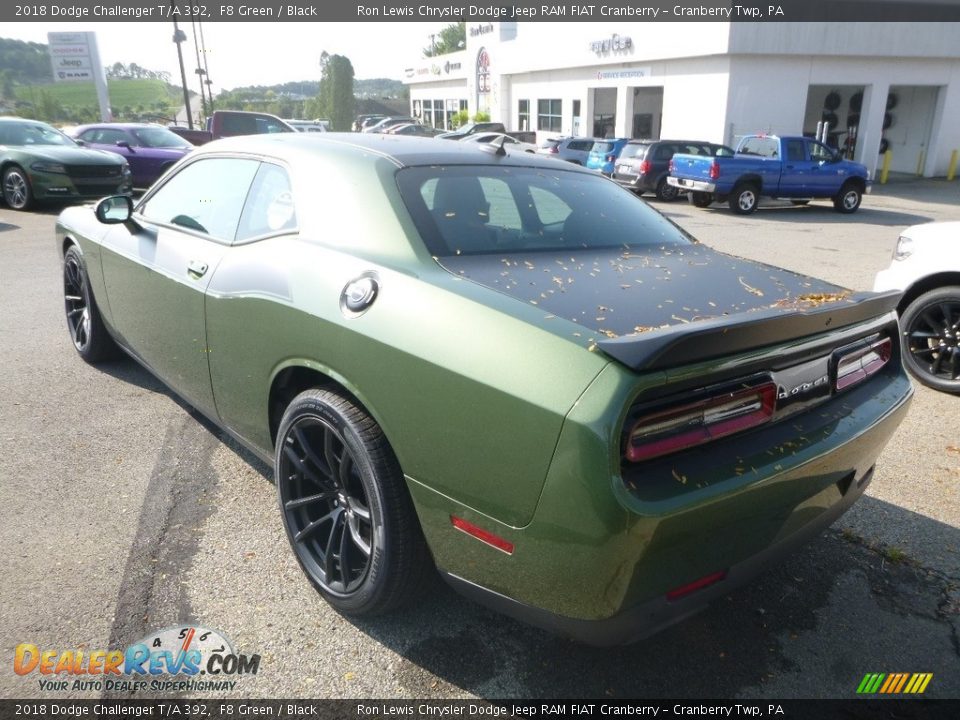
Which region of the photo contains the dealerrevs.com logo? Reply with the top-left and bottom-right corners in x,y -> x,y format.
14,626 -> 260,693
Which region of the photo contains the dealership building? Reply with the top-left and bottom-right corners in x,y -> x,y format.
403,22 -> 960,178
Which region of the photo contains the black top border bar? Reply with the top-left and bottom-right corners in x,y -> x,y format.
5,1 -> 960,23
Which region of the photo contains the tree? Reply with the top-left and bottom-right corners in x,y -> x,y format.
423,22 -> 466,57
0,70 -> 15,101
311,51 -> 355,131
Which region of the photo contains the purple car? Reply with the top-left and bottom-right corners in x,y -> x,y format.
70,124 -> 193,189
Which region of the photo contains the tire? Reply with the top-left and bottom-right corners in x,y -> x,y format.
275,389 -> 431,615
833,183 -> 863,213
63,245 -> 118,363
691,191 -> 714,208
655,177 -> 679,202
729,184 -> 759,215
3,165 -> 33,210
899,287 -> 960,393
790,200 -> 810,206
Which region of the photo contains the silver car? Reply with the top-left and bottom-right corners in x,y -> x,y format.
537,136 -> 601,165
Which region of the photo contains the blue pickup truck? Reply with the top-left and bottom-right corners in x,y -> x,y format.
667,134 -> 871,215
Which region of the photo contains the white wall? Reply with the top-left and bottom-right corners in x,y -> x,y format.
728,54 -> 960,177
658,57 -> 731,144
729,22 -> 960,59
726,57 -> 810,144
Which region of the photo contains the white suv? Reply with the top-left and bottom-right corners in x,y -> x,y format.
874,221 -> 960,393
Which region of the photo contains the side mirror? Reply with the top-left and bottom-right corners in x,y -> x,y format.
95,195 -> 133,224
117,140 -> 133,151
74,138 -> 86,147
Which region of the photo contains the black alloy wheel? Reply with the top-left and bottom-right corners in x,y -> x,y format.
691,191 -> 714,208
901,287 -> 960,393
63,245 -> 116,363
656,177 -> 679,202
275,389 -> 431,615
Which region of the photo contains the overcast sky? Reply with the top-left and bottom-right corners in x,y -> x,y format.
7,22 -> 450,90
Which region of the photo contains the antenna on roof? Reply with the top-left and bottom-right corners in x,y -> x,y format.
481,135 -> 507,157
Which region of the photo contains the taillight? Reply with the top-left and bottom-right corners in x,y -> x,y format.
639,159 -> 652,175
835,337 -> 892,391
709,161 -> 720,180
547,146 -> 558,154
625,382 -> 777,463
606,153 -> 616,162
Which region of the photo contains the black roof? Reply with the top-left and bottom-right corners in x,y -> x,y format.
206,132 -> 595,172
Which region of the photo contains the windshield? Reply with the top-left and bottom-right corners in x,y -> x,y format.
396,165 -> 692,257
131,126 -> 192,148
0,121 -> 76,147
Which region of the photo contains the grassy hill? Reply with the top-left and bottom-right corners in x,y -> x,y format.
15,78 -> 180,108
11,78 -> 183,123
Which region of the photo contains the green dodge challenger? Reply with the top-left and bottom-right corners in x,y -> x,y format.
56,133 -> 912,644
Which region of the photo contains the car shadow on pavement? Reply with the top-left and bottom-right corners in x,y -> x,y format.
674,205 -> 934,228
93,356 -> 273,481
0,221 -> 19,233
347,500 -> 959,699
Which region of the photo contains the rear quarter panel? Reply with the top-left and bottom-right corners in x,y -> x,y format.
205,154 -> 610,527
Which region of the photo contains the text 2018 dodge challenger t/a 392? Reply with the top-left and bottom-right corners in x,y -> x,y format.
56,133 -> 912,644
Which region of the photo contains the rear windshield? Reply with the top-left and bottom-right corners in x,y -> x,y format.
591,142 -> 614,154
619,143 -> 650,160
539,138 -> 561,149
396,165 -> 691,257
738,137 -> 779,157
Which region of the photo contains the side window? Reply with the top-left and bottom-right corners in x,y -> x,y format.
809,141 -> 834,161
236,163 -> 297,241
654,144 -> 675,161
256,117 -> 292,134
529,186 -> 572,226
786,140 -> 806,162
139,158 -> 260,241
91,128 -> 128,144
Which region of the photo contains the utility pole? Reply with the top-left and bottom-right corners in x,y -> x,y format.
191,18 -> 208,117
171,1 -> 193,129
198,22 -> 214,112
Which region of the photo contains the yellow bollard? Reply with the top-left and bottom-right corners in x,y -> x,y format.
948,150 -> 958,181
916,149 -> 925,176
880,150 -> 892,185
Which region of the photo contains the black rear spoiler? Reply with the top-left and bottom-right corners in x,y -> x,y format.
596,291 -> 901,372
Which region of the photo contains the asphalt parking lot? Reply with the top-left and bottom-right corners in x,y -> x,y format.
1,179 -> 958,700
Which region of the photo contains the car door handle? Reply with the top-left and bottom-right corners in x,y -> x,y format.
187,260 -> 208,278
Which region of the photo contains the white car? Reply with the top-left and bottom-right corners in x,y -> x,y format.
874,221 -> 960,393
461,132 -> 537,153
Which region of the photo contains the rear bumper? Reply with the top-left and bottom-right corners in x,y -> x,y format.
435,368 -> 912,645
443,464 -> 875,646
614,175 -> 655,192
667,176 -> 716,193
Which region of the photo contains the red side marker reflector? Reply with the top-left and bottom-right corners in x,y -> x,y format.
450,516 -> 515,555
666,570 -> 727,602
